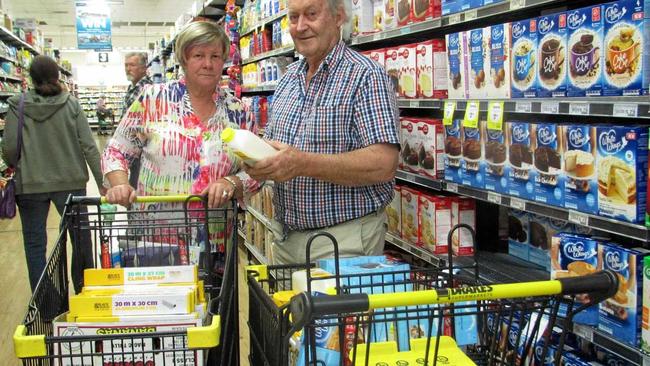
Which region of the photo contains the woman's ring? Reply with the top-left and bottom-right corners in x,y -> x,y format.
222,190 -> 230,198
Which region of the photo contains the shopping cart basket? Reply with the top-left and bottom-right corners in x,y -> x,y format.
13,195 -> 240,366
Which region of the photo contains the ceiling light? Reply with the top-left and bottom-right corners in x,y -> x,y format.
105,0 -> 124,5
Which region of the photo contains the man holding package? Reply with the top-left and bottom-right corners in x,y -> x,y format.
245,0 -> 400,264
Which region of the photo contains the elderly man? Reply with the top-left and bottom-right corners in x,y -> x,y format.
122,52 -> 152,188
246,0 -> 400,264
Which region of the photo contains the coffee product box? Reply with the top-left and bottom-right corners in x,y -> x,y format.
398,43 -> 418,98
598,243 -> 650,347
444,119 -> 463,184
532,122 -> 564,207
446,31 -> 468,99
642,256 -> 650,352
400,118 -> 420,172
397,0 -> 412,26
484,121 -> 508,194
385,47 -> 400,95
467,27 -> 489,99
369,48 -> 386,68
511,18 -> 538,98
563,125 -> 598,214
461,120 -> 485,189
596,125 -> 649,223
602,0 -> 650,96
566,5 -> 605,97
507,121 -> 535,200
508,209 -> 529,261
451,197 -> 476,256
419,194 -> 452,254
401,187 -> 420,244
416,39 -> 448,99
487,23 -> 512,99
417,118 -> 444,179
387,186 -> 402,236
536,12 -> 568,98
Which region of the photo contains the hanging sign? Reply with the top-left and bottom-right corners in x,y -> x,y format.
75,1 -> 112,50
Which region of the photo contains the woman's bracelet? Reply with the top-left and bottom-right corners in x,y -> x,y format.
222,176 -> 238,192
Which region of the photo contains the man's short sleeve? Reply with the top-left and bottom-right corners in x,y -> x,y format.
354,68 -> 400,147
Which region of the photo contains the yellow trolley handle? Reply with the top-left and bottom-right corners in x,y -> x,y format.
289,270 -> 618,331
70,195 -> 208,206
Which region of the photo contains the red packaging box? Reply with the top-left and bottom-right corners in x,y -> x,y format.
419,195 -> 452,253
451,197 -> 476,256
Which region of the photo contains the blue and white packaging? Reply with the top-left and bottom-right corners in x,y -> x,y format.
566,5 -> 605,97
550,233 -> 600,325
537,12 -> 568,97
507,121 -> 535,200
453,301 -> 479,346
563,125 -> 598,215
602,0 -> 650,96
528,215 -> 571,271
461,120 -> 485,189
487,23 -> 512,99
532,123 -> 564,207
444,119 -> 464,184
511,18 -> 538,98
467,27 -> 488,99
595,125 -> 649,223
598,243 -> 650,347
484,123 -> 508,194
446,32 -> 468,99
441,0 -> 461,16
508,209 -> 530,261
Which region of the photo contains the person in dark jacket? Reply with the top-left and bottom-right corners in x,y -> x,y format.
1,55 -> 104,293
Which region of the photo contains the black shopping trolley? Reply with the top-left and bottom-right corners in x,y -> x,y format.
13,195 -> 240,366
96,109 -> 114,136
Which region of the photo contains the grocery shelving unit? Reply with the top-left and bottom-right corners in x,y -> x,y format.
77,87 -> 127,129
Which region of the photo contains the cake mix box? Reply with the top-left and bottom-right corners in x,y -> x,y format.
441,0 -> 460,16
401,187 -> 420,244
487,23 -> 511,99
598,243 -> 650,347
563,125 -> 598,215
461,120 -> 485,189
566,5 -> 605,97
444,119 -> 463,184
532,122 -> 565,207
446,31 -> 468,99
384,0 -> 398,30
351,0 -> 376,35
400,118 -> 420,172
397,0 -> 412,26
385,47 -> 400,95
511,18 -> 538,98
508,210 -> 529,263
372,0 -> 385,32
536,12 -> 568,98
417,118 -> 444,179
484,121 -> 508,194
419,194 -> 452,254
398,43 -> 418,98
451,197 -> 476,256
596,125 -> 649,223
602,0 -> 650,96
369,48 -> 386,68
411,0 -> 438,22
387,186 -> 402,236
467,27 -> 489,99
416,39 -> 448,99
461,0 -> 483,12
507,121 -> 535,200
528,215 -> 571,271
642,256 -> 650,352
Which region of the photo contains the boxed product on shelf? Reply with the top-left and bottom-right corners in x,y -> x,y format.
566,4 -> 605,97
536,12 -> 568,98
401,186 -> 420,244
445,31 -> 468,99
642,256 -> 650,352
598,243 -> 650,347
441,0 -> 460,16
507,121 -> 535,200
384,0 -> 398,30
444,119 -> 463,184
563,125 -> 598,215
450,197 -> 476,255
508,209 -> 530,261
550,233 -> 600,325
511,18 -> 539,98
416,118 -> 444,179
461,119 -> 485,189
387,186 -> 402,236
528,214 -> 571,271
397,0 -> 412,26
467,27 -> 489,99
416,39 -> 448,99
419,194 -> 452,254
484,121 -> 508,194
487,22 -> 512,99
373,0 -> 385,32
595,125 -> 649,223
370,48 -> 386,68
602,0 -> 650,96
398,43 -> 418,98
411,0 -> 441,21
400,117 -> 420,172
385,47 -> 400,94
532,122 -> 565,207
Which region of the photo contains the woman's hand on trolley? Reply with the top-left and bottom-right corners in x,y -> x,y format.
105,184 -> 136,207
202,176 -> 239,208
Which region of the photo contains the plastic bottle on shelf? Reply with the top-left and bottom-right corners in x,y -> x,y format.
221,127 -> 278,164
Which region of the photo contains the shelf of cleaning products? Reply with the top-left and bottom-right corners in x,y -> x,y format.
241,45 -> 294,65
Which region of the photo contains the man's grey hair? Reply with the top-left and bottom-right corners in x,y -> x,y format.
125,52 -> 148,66
325,0 -> 352,40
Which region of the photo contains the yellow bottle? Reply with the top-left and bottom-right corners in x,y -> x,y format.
220,128 -> 278,165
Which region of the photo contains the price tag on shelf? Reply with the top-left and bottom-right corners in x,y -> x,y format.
572,324 -> 594,343
487,192 -> 502,205
568,210 -> 589,227
410,100 -> 419,108
449,13 -> 462,25
569,102 -> 590,116
510,198 -> 526,211
463,101 -> 480,128
487,101 -> 505,131
510,0 -> 526,10
465,9 -> 478,21
515,101 -> 532,113
613,103 -> 638,118
541,101 -> 559,114
443,101 -> 456,125
446,182 -> 458,193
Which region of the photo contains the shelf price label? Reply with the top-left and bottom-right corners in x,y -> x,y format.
443,101 -> 456,125
487,101 -> 505,131
410,100 -> 419,108
541,101 -> 559,114
510,198 -> 526,211
613,103 -> 638,118
572,324 -> 594,343
463,101 -> 480,128
449,13 -> 462,25
569,102 -> 589,116
515,101 -> 532,113
510,0 -> 526,10
446,182 -> 458,193
568,210 -> 589,227
465,9 -> 478,21
487,192 -> 502,205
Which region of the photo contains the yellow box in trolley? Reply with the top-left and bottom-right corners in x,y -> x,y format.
69,289 -> 195,317
352,336 -> 475,366
83,265 -> 198,286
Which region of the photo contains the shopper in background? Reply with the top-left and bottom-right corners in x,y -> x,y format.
122,52 -> 153,188
103,21 -> 259,209
1,55 -> 104,293
245,0 -> 400,264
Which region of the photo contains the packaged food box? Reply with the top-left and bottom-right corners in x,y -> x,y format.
384,0 -> 398,30
511,18 -> 538,98
536,12 -> 568,97
416,39 -> 448,99
83,265 -> 198,286
641,255 -> 650,352
461,120 -> 485,189
508,209 -> 530,261
487,23 -> 512,99
401,186 -> 420,243
445,31 -> 468,99
397,0 -> 412,26
484,120 -> 508,194
387,185 -> 402,236
69,289 -> 195,317
441,0 -> 460,16
398,43 -> 418,98
444,119 -> 463,184
451,197 -> 476,255
369,48 -> 386,68
528,215 -> 571,271
532,122 -> 565,207
400,117 -> 420,172
566,5 -> 605,97
563,125 -> 598,214
416,118 -> 444,178
385,47 -> 400,95
351,0 -> 376,36
507,121 -> 535,200
466,27 -> 489,99
419,194 -> 452,254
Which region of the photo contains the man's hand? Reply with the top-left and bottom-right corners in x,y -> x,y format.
244,140 -> 304,182
105,184 -> 136,207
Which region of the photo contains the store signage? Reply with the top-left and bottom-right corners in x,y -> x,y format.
98,52 -> 109,63
75,1 -> 112,50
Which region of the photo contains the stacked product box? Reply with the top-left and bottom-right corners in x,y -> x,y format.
444,119 -> 464,184
417,118 -> 445,179
563,125 -> 598,215
385,47 -> 400,95
445,31 -> 468,99
511,18 -> 538,98
398,43 -> 418,98
487,22 -> 512,99
418,193 -> 452,253
387,186 -> 402,236
467,27 -> 488,99
484,121 -> 508,194
401,186 -> 420,244
416,39 -> 448,99
536,12 -> 568,98
642,256 -> 650,352
508,209 -> 530,261
528,215 -> 572,271
450,197 -> 476,255
507,121 -> 535,200
461,119 -> 485,188
532,122 -> 565,207
566,4 -> 605,97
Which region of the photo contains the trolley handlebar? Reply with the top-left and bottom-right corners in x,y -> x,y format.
288,270 -> 618,330
70,195 -> 207,205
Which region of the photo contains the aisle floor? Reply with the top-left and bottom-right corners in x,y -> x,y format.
2,134 -> 251,365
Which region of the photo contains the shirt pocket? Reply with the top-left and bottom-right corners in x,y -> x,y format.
306,103 -> 355,154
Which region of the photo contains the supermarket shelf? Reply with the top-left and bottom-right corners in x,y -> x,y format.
0,74 -> 21,82
240,9 -> 288,37
397,99 -> 443,109
0,26 -> 39,55
455,251 -> 547,284
238,229 -> 269,265
0,91 -> 18,98
0,54 -> 18,64
247,206 -> 277,232
242,45 -> 294,65
58,66 -> 72,77
395,170 -> 649,242
241,84 -> 277,93
567,323 -> 650,365
385,232 -> 443,267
